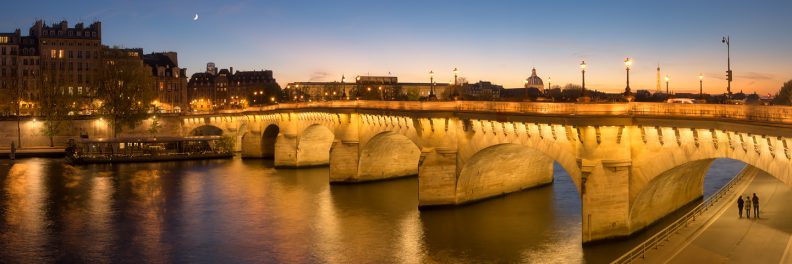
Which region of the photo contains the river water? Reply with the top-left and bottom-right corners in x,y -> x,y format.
0,158 -> 744,264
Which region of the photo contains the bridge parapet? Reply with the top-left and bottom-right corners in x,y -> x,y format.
187,101 -> 792,125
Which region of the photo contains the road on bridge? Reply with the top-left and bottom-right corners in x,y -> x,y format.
653,171 -> 792,263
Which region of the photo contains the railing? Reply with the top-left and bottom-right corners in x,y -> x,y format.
610,166 -> 756,264
179,101 -> 792,125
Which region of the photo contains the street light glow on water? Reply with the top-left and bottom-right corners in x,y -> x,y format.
0,158 -> 743,263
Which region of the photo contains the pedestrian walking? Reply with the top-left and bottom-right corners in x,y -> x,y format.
737,196 -> 744,218
752,193 -> 759,219
744,195 -> 752,218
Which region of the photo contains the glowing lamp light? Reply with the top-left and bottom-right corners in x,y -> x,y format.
665,75 -> 670,82
624,58 -> 633,68
699,73 -> 704,80
580,60 -> 587,70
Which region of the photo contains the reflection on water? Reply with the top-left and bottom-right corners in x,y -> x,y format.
0,158 -> 744,263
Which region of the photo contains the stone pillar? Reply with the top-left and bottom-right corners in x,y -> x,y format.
241,132 -> 263,158
418,147 -> 459,207
580,159 -> 632,243
330,113 -> 361,182
274,113 -> 299,167
329,140 -> 360,182
577,125 -> 633,243
274,133 -> 298,167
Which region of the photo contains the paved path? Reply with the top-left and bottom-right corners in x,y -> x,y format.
651,169 -> 792,264
0,147 -> 64,158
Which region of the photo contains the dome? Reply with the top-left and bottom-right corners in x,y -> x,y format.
525,68 -> 543,89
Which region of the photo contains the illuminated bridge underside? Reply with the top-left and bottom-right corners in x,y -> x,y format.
169,102 -> 792,243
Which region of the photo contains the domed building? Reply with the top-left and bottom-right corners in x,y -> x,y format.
524,68 -> 544,90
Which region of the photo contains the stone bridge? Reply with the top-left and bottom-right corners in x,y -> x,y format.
16,101 -> 788,244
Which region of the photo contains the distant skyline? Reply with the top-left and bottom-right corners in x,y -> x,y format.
2,0 -> 790,94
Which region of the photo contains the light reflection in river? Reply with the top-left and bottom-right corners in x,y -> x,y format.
0,158 -> 743,263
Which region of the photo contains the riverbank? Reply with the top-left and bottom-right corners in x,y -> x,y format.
0,147 -> 64,158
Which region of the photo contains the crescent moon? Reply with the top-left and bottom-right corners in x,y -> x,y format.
193,14 -> 199,21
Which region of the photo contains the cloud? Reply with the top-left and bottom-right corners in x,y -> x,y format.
737,72 -> 773,81
310,71 -> 330,81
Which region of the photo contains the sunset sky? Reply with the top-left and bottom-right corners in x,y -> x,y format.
2,0 -> 790,94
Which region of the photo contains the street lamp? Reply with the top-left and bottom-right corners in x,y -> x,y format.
378,86 -> 383,100
580,60 -> 588,102
699,73 -> 704,99
722,36 -> 732,99
665,75 -> 670,95
341,75 -> 347,100
453,67 -> 459,85
355,76 -> 361,99
429,70 -> 436,100
624,58 -> 634,101
547,77 -> 552,95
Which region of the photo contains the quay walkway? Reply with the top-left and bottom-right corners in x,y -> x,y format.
629,167 -> 792,264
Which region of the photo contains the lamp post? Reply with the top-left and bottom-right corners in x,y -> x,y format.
295,84 -> 301,102
341,75 -> 347,100
722,36 -> 732,99
665,75 -> 670,95
624,58 -> 634,101
378,86 -> 384,100
355,76 -> 361,99
524,79 -> 529,101
453,67 -> 459,85
547,77 -> 552,95
699,73 -> 704,99
429,70 -> 436,100
580,60 -> 589,102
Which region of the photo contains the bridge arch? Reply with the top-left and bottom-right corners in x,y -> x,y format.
261,124 -> 280,158
628,150 -> 785,233
296,124 -> 335,166
357,131 -> 422,181
455,143 -> 577,204
629,158 -> 717,230
191,125 -> 223,136
240,124 -> 280,158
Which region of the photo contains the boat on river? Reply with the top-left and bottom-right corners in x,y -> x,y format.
65,136 -> 232,164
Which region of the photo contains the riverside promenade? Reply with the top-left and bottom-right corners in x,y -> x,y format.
639,168 -> 792,264
0,147 -> 64,158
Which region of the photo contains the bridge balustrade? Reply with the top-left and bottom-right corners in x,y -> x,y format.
188,101 -> 792,125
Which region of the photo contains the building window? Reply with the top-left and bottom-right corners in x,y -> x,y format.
58,49 -> 65,59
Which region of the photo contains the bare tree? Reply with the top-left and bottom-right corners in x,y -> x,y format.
772,80 -> 792,105
97,48 -> 155,137
38,70 -> 71,147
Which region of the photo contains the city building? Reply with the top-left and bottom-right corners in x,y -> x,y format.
188,63 -> 278,111
285,75 -> 450,101
1,20 -> 196,115
33,20 -> 103,112
460,81 -> 502,101
143,52 -> 188,112
0,30 -> 21,115
524,68 -> 544,90
0,20 -> 103,115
